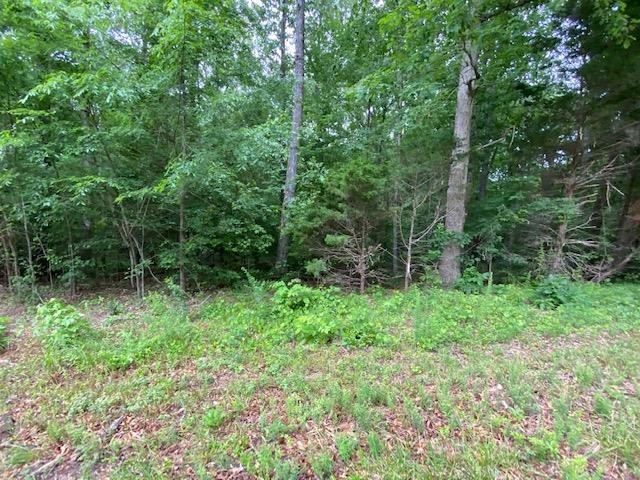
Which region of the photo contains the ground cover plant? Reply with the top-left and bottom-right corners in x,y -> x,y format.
1,282 -> 639,479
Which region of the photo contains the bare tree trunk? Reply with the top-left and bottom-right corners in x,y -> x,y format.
404,211 -> 415,291
179,191 -> 186,292
439,39 -> 478,287
276,0 -> 304,270
279,0 -> 287,79
391,184 -> 400,277
66,219 -> 77,297
35,236 -> 54,289
20,199 -> 36,296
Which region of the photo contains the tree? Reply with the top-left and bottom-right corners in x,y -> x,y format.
276,0 -> 305,270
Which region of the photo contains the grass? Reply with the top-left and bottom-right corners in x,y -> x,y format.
0,282 -> 639,478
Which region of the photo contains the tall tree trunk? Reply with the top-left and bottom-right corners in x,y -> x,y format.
179,191 -> 186,292
279,0 -> 287,79
439,39 -> 478,287
276,0 -> 305,270
404,208 -> 416,291
20,199 -> 34,282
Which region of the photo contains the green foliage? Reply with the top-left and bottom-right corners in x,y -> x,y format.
304,258 -> 328,280
35,299 -> 93,350
0,316 -> 9,352
531,276 -> 576,309
454,266 -> 489,294
366,432 -> 384,458
336,433 -> 359,462
310,452 -> 334,479
202,407 -> 226,430
414,283 -> 640,350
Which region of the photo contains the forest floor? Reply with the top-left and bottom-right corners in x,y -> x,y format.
0,284 -> 639,479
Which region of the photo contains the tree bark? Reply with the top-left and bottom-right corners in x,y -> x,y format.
179,191 -> 186,292
439,39 -> 478,287
276,0 -> 304,270
279,0 -> 287,79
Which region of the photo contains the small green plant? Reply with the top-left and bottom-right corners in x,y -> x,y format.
455,266 -> 489,294
593,393 -> 612,417
531,275 -> 575,309
529,430 -> 560,460
202,407 -> 226,429
561,455 -> 588,480
107,298 -> 125,316
35,299 -> 93,349
274,459 -> 300,480
336,433 -> 358,462
310,452 -> 334,479
293,313 -> 338,343
304,258 -> 327,280
366,431 -> 384,458
403,397 -> 425,433
7,446 -> 37,466
0,316 -> 9,351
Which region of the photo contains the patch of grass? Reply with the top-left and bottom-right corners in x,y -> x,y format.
7,446 -> 37,466
203,406 -> 226,429
311,452 -> 334,479
1,283 -> 639,478
336,433 -> 359,462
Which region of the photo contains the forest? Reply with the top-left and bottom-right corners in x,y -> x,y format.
0,0 -> 638,294
1,0 -> 640,479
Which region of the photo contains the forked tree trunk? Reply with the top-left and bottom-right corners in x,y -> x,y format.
276,0 -> 304,270
439,39 -> 478,287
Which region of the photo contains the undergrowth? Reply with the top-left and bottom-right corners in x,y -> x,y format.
26,281 -> 640,370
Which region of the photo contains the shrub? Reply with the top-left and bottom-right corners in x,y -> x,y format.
0,316 -> 9,351
293,313 -> 338,343
35,299 -> 93,349
454,266 -> 489,294
271,280 -> 331,314
271,280 -> 343,343
531,275 -> 575,309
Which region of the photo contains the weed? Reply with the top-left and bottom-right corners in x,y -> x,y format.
531,275 -> 575,309
311,452 -> 334,479
203,407 -> 226,429
336,433 -> 358,462
366,431 -> 384,458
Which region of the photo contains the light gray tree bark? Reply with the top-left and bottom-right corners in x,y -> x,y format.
439,39 -> 479,287
276,0 -> 304,269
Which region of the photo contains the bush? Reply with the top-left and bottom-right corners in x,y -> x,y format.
35,299 -> 93,350
293,313 -> 338,343
531,275 -> 575,309
0,316 -> 9,351
271,280 -> 343,343
454,266 -> 489,294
